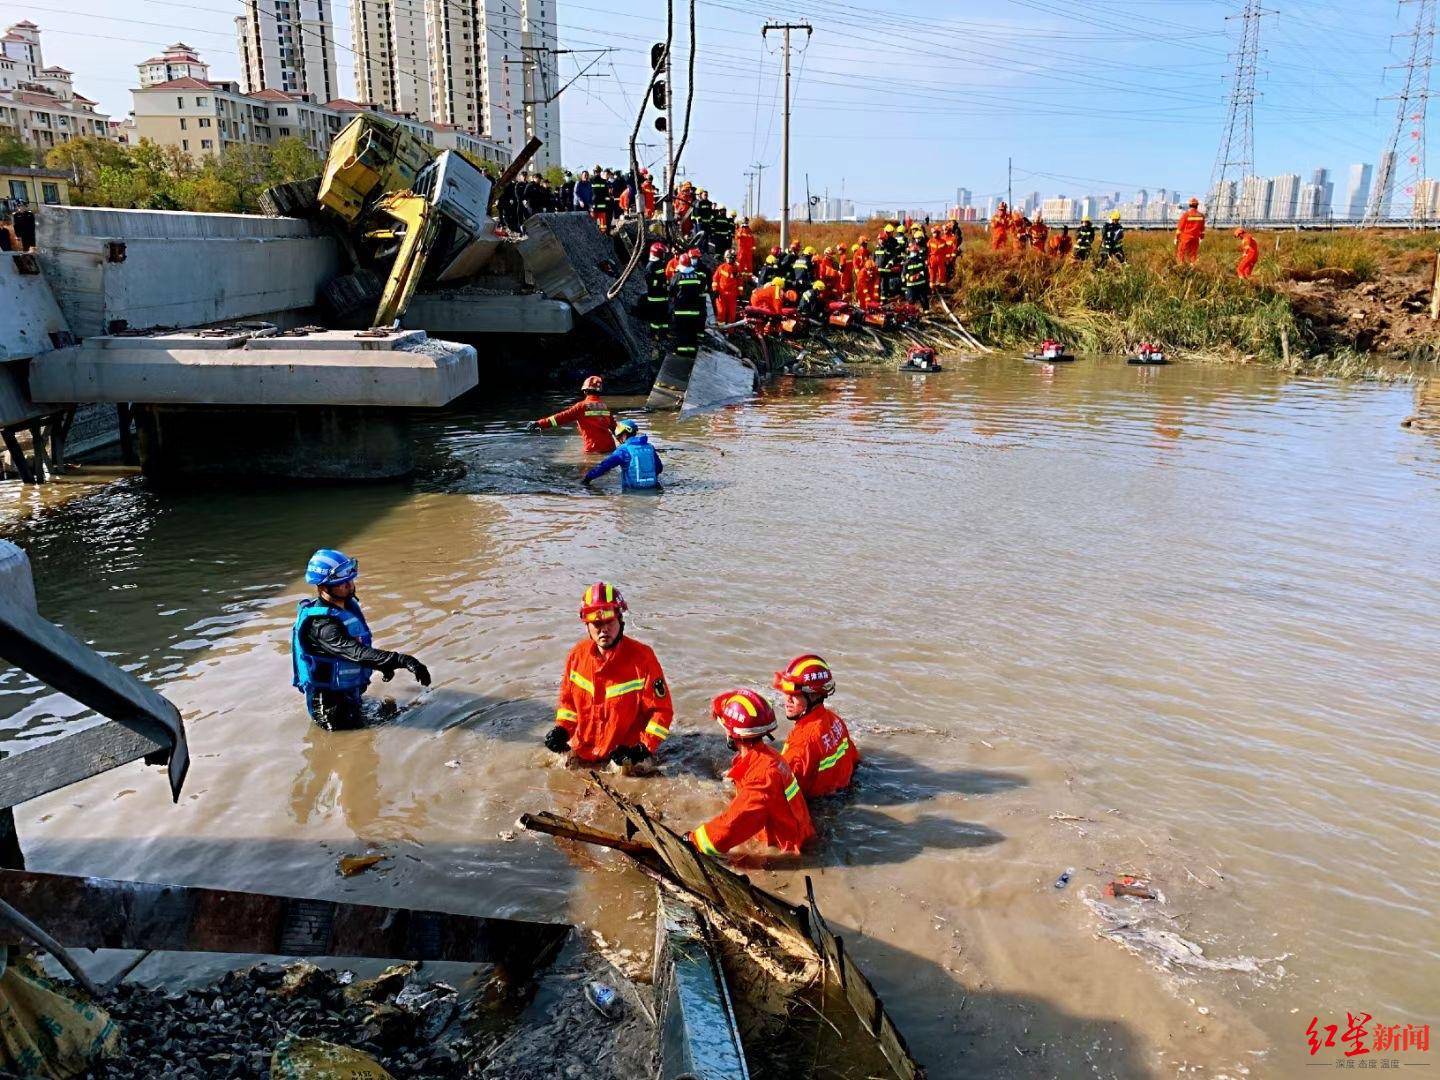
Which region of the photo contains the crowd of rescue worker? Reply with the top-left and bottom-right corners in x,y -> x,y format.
988,195 -> 1262,278
292,547 -> 856,859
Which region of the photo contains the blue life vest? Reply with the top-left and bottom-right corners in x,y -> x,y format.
619,436 -> 660,489
292,597 -> 373,695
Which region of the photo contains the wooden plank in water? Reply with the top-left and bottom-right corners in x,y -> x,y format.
0,869 -> 570,975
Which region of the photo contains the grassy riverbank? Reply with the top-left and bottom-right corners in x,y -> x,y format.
754,219 -> 1440,377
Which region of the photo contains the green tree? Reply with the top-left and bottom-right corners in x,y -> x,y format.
543,164 -> 566,186
0,132 -> 33,167
44,136 -> 131,203
267,136 -> 320,184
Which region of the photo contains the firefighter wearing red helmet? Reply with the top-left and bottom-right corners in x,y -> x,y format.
527,375 -> 615,454
775,654 -> 859,798
543,582 -> 673,768
688,689 -> 816,857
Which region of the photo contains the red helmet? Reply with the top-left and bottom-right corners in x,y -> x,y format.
579,581 -> 627,623
770,246 -> 782,256
650,242 -> 666,256
712,689 -> 777,739
582,375 -> 603,392
772,654 -> 835,699
688,247 -> 701,258
678,255 -> 692,268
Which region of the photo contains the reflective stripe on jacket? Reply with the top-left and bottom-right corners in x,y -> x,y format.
292,598 -> 373,694
554,635 -> 673,760
537,393 -> 615,454
692,742 -> 815,856
781,704 -> 860,798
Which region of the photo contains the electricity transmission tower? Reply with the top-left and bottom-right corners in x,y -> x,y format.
1208,1 -> 1266,226
1366,0 -> 1438,225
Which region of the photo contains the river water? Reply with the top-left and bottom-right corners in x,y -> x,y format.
2,355 -> 1438,1078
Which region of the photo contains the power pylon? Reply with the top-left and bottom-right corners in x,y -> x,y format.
1208,0 -> 1267,226
1366,0 -> 1438,225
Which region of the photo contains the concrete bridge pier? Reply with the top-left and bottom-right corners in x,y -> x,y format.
134,404 -> 416,483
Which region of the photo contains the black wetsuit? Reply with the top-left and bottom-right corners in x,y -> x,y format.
297,613 -> 406,730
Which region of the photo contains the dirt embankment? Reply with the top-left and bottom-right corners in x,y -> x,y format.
1279,254 -> 1440,359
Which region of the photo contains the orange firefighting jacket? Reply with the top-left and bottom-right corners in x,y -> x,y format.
641,180 -> 657,216
1031,221 -> 1049,250
839,255 -> 854,297
926,247 -> 947,286
735,227 -> 756,273
536,393 -> 615,454
750,281 -> 785,315
855,259 -> 879,303
665,255 -> 681,282
782,704 -> 860,799
692,742 -> 815,855
554,634 -> 673,762
1176,209 -> 1206,243
990,214 -> 1009,249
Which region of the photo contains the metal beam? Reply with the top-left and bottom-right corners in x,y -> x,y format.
654,892 -> 749,1080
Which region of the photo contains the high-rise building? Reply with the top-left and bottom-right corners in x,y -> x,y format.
352,0 -> 431,121
234,0 -> 338,101
1208,179 -> 1238,222
1021,190 -> 1040,215
1376,150 -> 1397,218
1240,175 -> 1273,221
1309,167 -> 1333,217
1296,182 -> 1321,220
349,0 -> 561,168
1268,173 -> 1301,220
1135,188 -> 1148,209
1039,195 -> 1074,221
1344,163 -> 1372,219
1078,195 -> 1099,221
955,187 -> 972,208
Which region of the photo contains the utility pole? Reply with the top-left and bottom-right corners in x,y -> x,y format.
762,21 -> 812,248
1367,0 -> 1437,225
752,161 -> 768,220
665,42 -> 676,229
742,169 -> 756,218
1208,0 -> 1269,225
1007,157 -> 1013,209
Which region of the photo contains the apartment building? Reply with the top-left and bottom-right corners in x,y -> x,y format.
234,0 -> 339,101
0,22 -> 111,154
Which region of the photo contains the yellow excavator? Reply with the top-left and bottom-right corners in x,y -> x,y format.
264,114 -> 539,327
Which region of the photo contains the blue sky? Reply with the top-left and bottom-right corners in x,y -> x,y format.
17,0 -> 1409,214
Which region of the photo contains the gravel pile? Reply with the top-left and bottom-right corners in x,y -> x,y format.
76,960 -> 488,1080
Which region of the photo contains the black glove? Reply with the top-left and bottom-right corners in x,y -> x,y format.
544,725 -> 571,753
608,744 -> 650,766
399,654 -> 431,687
525,421 -> 541,432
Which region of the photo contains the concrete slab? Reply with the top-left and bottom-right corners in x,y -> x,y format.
30,332 -> 477,408
0,251 -> 71,363
244,329 -> 428,351
38,205 -> 326,241
403,292 -> 574,334
37,208 -> 341,337
681,347 -> 756,416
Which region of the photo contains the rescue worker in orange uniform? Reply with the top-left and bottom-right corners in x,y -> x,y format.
749,276 -> 788,316
854,254 -> 880,308
640,171 -> 657,217
544,582 -> 673,767
1030,215 -> 1049,254
1234,227 -> 1259,280
711,250 -> 742,325
528,375 -> 615,454
990,202 -> 1010,250
735,219 -> 756,274
674,182 -> 695,233
1175,197 -> 1206,264
840,246 -> 855,298
775,655 -> 859,799
926,236 -> 948,287
688,689 -> 816,858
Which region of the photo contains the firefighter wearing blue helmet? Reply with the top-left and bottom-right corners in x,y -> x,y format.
291,549 -> 431,730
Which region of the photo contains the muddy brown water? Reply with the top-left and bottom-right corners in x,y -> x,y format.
2,356 -> 1438,1078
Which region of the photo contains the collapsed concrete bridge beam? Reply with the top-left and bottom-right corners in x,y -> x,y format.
28,327 -> 477,481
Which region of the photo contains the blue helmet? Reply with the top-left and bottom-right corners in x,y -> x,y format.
614,418 -> 638,439
305,548 -> 358,586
